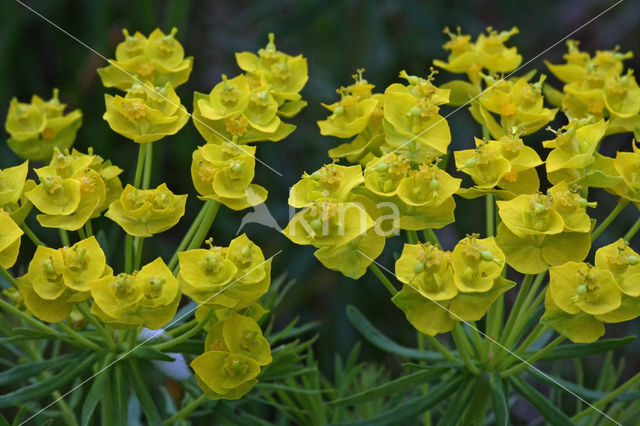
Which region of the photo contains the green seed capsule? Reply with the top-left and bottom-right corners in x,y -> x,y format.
414,262 -> 425,274
480,250 -> 494,262
626,255 -> 640,265
310,219 -> 323,232
576,283 -> 587,296
429,179 -> 440,190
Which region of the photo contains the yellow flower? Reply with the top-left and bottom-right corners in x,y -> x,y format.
395,243 -> 458,301
26,148 -> 123,231
179,236 -> 271,310
542,262 -> 622,343
313,227 -> 385,279
609,140 -> 640,203
451,235 -> 504,293
17,237 -> 107,322
235,33 -> 309,113
475,76 -> 557,139
318,90 -> 379,139
105,183 -> 187,237
191,143 -> 268,210
97,28 -> 193,90
396,162 -> 461,207
0,210 -> 23,269
0,161 -> 29,208
90,258 -> 180,329
289,164 -> 364,207
543,118 -> 606,185
4,89 -> 82,161
103,82 -> 189,143
364,153 -> 411,197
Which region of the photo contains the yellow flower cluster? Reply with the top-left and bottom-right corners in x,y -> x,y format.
433,26 -> 522,85
191,312 -> 271,400
25,148 -> 123,231
178,234 -> 271,310
4,89 -> 82,161
17,237 -> 107,322
190,34 -> 307,210
495,182 -> 595,274
191,143 -> 267,210
545,41 -> 640,133
392,237 -> 514,336
98,28 -> 193,91
324,69 -> 451,165
543,239 -> 640,343
90,257 -> 180,329
105,183 -> 187,237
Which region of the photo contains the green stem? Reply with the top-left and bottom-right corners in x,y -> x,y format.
624,217 -> 640,241
186,200 -> 221,251
425,335 -> 458,364
500,335 -> 565,378
77,303 -> 115,351
78,226 -> 86,240
406,230 -> 419,244
19,222 -> 46,246
163,394 -> 207,425
486,193 -> 495,237
0,296 -> 59,335
133,143 -> 147,189
591,199 -> 630,241
497,324 -> 547,370
422,229 -> 439,246
85,219 -> 93,237
467,321 -> 485,362
134,237 -> 145,270
571,371 -> 640,422
152,310 -> 214,351
57,321 -> 102,351
142,141 -> 153,190
0,266 -> 18,289
125,234 -> 134,273
166,318 -> 198,337
452,323 -> 481,375
168,201 -> 209,271
59,229 -> 70,247
368,263 -> 397,296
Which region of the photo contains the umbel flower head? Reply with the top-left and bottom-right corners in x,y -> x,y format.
17,237 -> 107,323
0,210 -> 23,269
545,40 -> 640,134
90,257 -> 180,329
192,312 -> 272,400
103,81 -> 189,143
4,89 -> 82,161
433,26 -> 522,85
235,33 -> 309,116
392,240 -> 514,336
192,74 -> 296,145
495,183 -> 594,274
105,183 -> 187,237
455,130 -> 543,196
179,234 -> 271,310
97,28 -> 193,91
25,148 -> 123,231
191,142 -> 267,210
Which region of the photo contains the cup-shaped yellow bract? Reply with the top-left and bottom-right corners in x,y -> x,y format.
235,33 -> 309,114
179,235 -> 271,310
318,89 -> 379,139
542,262 -> 623,343
17,237 -> 106,323
191,143 -> 267,210
0,161 -> 29,208
396,162 -> 461,208
0,211 -> 23,269
364,153 -> 411,197
475,76 -> 557,139
193,312 -> 271,400
434,27 -> 521,84
609,141 -> 640,204
289,164 -> 364,208
393,241 -> 514,336
496,187 -> 594,274
25,148 -> 123,231
97,28 -> 193,91
455,134 -> 542,195
90,258 -> 180,329
543,119 -> 606,185
452,235 -> 505,293
192,73 -> 296,145
105,183 -> 187,237
4,89 -> 82,161
103,82 -> 189,143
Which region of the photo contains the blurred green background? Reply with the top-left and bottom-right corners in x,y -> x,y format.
2,0 -> 640,422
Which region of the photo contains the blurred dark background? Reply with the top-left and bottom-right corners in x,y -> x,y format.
2,0 -> 640,416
